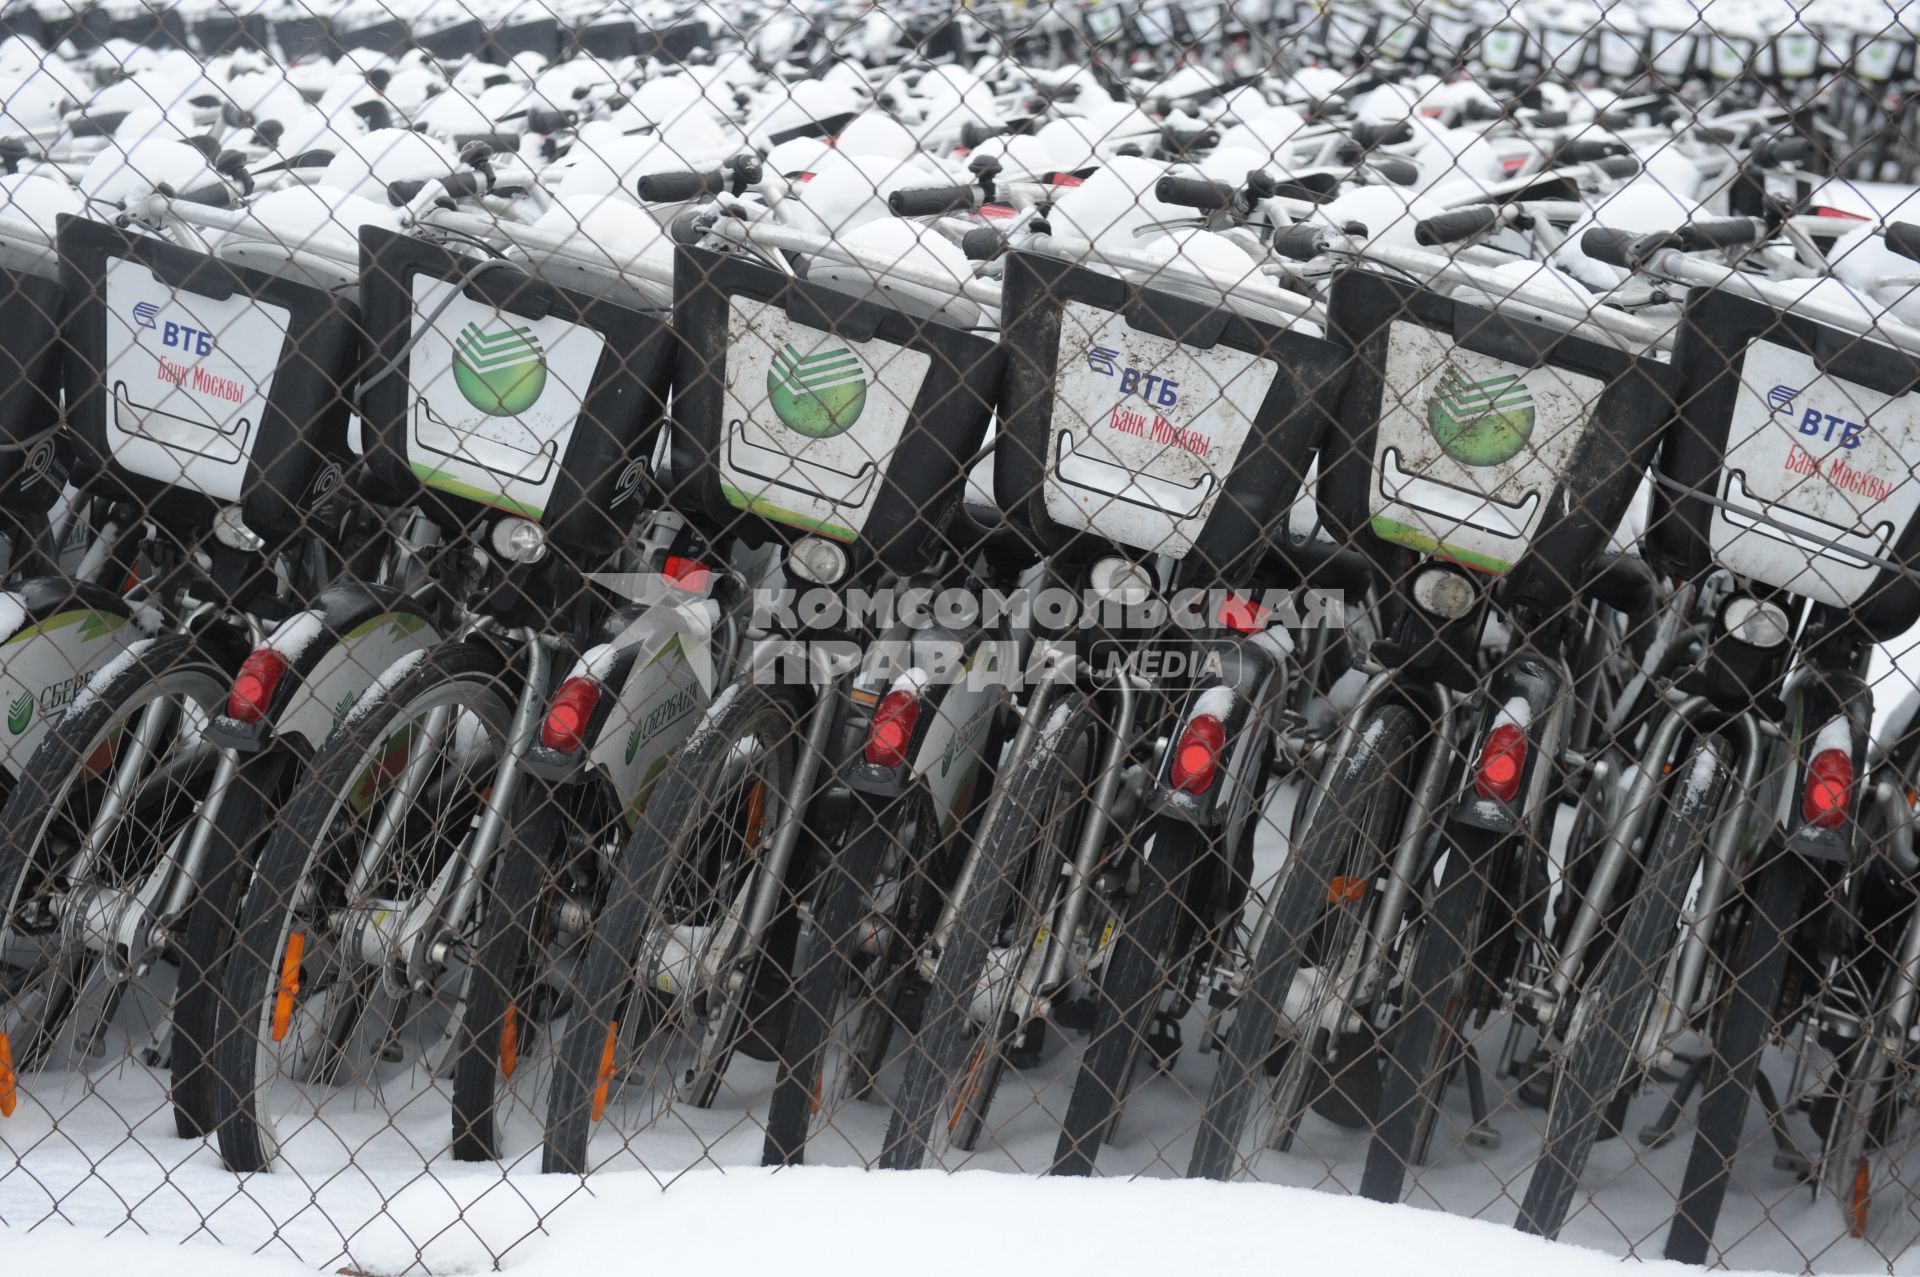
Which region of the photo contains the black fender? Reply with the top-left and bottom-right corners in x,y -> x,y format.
1787,665 -> 1872,866
1452,648 -> 1568,836
206,582 -> 439,754
1151,633 -> 1286,827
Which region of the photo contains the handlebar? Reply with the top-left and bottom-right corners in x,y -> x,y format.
1886,221 -> 1920,264
1153,174 -> 1235,210
1673,217 -> 1768,250
888,184 -> 980,216
636,169 -> 725,202
1553,137 -> 1630,166
1273,223 -> 1334,261
1751,134 -> 1812,165
1414,204 -> 1503,246
386,170 -> 488,206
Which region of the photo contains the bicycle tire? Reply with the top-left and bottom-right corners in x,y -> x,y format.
1517,735 -> 1733,1238
880,690 -> 1100,1171
542,683 -> 802,1175
1052,816 -> 1200,1175
1664,855 -> 1808,1264
450,779 -> 565,1162
1188,702 -> 1421,1181
1359,824 -> 1498,1203
170,751 -> 293,1137
0,635 -> 230,1077
761,788 -> 932,1166
211,640 -> 512,1172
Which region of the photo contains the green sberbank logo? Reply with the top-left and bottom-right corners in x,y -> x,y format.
453,322 -> 547,417
1426,368 -> 1535,467
6,692 -> 29,735
767,343 -> 867,438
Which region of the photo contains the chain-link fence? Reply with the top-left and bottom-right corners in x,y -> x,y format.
9,0 -> 1920,1271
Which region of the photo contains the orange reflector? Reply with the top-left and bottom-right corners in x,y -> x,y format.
744,780 -> 768,851
590,1021 -> 619,1121
1327,876 -> 1368,903
810,1068 -> 824,1117
500,1003 -> 519,1081
0,1032 -> 15,1117
949,1043 -> 990,1133
271,932 -> 305,1042
1851,1157 -> 1871,1238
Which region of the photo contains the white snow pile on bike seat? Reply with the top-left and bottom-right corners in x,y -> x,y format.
320,128 -> 460,202
1049,155 -> 1184,244
809,218 -> 983,327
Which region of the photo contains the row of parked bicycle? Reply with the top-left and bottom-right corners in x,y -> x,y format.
4,0 -> 1920,1267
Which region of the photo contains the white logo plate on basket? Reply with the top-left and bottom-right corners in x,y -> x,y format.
718,296 -> 930,543
1370,320 -> 1602,574
405,276 -> 606,520
103,256 -> 291,501
1043,300 -> 1276,558
1713,340 -> 1920,607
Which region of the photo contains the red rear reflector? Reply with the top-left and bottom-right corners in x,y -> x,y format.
541,676 -> 603,753
227,648 -> 290,724
663,555 -> 711,592
1170,714 -> 1226,794
1218,592 -> 1269,634
1817,206 -> 1870,221
1474,723 -> 1527,801
865,689 -> 921,767
1804,747 -> 1854,828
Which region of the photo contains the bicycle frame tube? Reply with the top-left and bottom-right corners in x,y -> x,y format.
1036,670 -> 1146,999
1544,692 -> 1711,1013
1666,713 -> 1771,1029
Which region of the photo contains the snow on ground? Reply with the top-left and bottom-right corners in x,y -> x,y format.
0,1164 -> 1897,1277
9,775 -> 1920,1275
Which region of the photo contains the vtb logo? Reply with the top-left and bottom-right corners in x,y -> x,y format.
767,343 -> 867,438
1426,369 -> 1535,467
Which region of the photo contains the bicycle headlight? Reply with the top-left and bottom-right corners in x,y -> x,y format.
1721,595 -> 1790,648
1087,556 -> 1153,604
490,516 -> 549,565
788,535 -> 849,585
1411,565 -> 1475,619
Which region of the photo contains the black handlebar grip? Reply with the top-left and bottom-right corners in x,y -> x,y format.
1369,155 -> 1421,186
1676,217 -> 1766,250
959,119 -> 1006,149
1273,223 -> 1329,261
1579,226 -> 1641,267
1415,204 -> 1502,246
1530,109 -> 1569,128
386,170 -> 485,206
961,224 -> 1005,261
1591,154 -> 1643,179
636,169 -> 724,201
523,107 -> 575,133
1153,174 -> 1235,210
1752,134 -> 1811,165
887,184 -> 979,216
1348,119 -> 1413,149
1554,137 -> 1628,165
1886,221 -> 1920,264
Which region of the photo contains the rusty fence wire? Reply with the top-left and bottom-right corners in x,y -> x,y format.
9,0 -> 1920,1271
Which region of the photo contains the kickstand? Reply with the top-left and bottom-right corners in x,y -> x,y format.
1463,1042 -> 1502,1150
1756,1070 -> 1812,1177
1639,1053 -> 1707,1148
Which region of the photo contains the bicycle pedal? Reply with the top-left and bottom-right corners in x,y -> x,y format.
1467,1125 -> 1502,1150
1638,1121 -> 1676,1149
1146,1013 -> 1182,1072
376,1039 -> 405,1064
1007,1020 -> 1047,1070
1773,1149 -> 1812,1178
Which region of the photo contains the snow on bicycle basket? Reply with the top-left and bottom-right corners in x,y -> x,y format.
1323,272 -> 1674,591
357,228 -> 673,560
57,216 -> 358,545
668,244 -> 1001,577
1653,287 -> 1920,637
996,251 -> 1344,568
